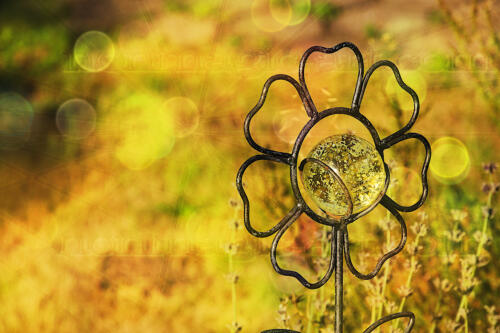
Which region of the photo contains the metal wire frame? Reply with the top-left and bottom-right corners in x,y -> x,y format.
235,42 -> 431,333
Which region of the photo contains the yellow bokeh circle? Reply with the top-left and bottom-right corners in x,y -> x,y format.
271,0 -> 311,26
114,93 -> 175,170
74,31 -> 115,72
251,0 -> 292,32
56,98 -> 96,139
430,136 -> 470,184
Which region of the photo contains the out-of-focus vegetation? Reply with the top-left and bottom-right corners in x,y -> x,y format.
0,0 -> 498,332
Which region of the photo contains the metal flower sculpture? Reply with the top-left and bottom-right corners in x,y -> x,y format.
236,42 -> 431,333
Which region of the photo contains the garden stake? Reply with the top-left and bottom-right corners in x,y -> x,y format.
236,42 -> 431,333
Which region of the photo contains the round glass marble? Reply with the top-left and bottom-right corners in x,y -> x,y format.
301,134 -> 386,217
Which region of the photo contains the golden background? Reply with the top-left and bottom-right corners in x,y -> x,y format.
0,0 -> 498,332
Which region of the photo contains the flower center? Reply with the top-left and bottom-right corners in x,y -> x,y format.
301,134 -> 386,217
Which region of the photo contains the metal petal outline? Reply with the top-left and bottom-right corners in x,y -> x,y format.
357,60 -> 420,147
236,154 -> 298,238
270,214 -> 337,289
343,196 -> 408,280
383,132 -> 431,212
244,74 -> 312,158
299,42 -> 365,113
362,311 -> 415,333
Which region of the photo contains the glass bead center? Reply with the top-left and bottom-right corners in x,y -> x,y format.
301,134 -> 386,217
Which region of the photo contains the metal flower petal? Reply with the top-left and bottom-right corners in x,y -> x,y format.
245,74 -> 313,158
236,154 -> 298,238
356,60 -> 420,147
270,214 -> 337,289
343,197 -> 408,280
299,42 -> 365,113
384,132 -> 431,212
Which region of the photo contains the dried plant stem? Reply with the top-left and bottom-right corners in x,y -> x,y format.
369,212 -> 392,333
370,287 -> 377,325
392,231 -> 423,330
318,228 -> 328,326
306,294 -> 313,333
228,202 -> 241,333
429,289 -> 443,333
304,227 -> 332,331
229,252 -> 237,328
454,173 -> 495,329
376,227 -> 392,332
399,233 -> 422,312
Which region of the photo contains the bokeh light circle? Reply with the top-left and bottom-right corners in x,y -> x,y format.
74,31 -> 115,72
114,93 -> 176,170
56,98 -> 96,139
385,70 -> 427,111
430,136 -> 470,184
0,92 -> 33,150
271,0 -> 311,26
251,0 -> 292,32
164,97 -> 199,138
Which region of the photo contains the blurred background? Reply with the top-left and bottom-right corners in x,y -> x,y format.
0,0 -> 498,332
